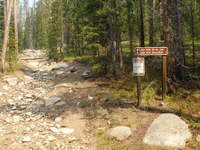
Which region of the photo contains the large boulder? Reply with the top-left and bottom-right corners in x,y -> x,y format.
107,126 -> 132,141
143,113 -> 192,148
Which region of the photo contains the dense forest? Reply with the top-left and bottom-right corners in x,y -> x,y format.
1,0 -> 200,77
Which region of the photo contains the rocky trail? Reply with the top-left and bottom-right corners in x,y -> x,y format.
0,50 -> 95,150
0,50 -> 199,150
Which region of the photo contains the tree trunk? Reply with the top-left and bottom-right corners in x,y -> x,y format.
138,0 -> 145,47
171,0 -> 185,80
190,2 -> 195,67
1,0 -> 14,72
126,0 -> 134,57
14,0 -> 19,57
147,0 -> 154,46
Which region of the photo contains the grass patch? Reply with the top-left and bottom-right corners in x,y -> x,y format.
96,136 -> 128,150
4,63 -> 24,73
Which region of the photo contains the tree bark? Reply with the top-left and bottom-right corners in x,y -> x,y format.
1,0 -> 14,72
147,0 -> 154,46
14,0 -> 19,57
171,0 -> 185,80
190,1 -> 195,67
126,0 -> 134,57
138,0 -> 145,47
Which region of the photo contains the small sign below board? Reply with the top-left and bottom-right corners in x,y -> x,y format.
133,57 -> 145,76
135,47 -> 168,56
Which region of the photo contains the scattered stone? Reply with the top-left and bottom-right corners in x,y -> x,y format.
55,101 -> 66,106
55,70 -> 64,75
7,99 -> 17,105
81,71 -> 91,78
70,66 -> 77,72
45,96 -> 61,106
196,135 -> 200,142
50,127 -> 60,133
107,126 -> 132,141
12,115 -> 24,123
60,128 -> 74,135
5,77 -> 19,86
47,136 -> 56,141
159,102 -> 166,107
56,63 -> 69,69
55,117 -> 62,122
96,106 -> 108,116
3,85 -> 9,90
143,113 -> 192,148
27,61 -> 39,67
21,136 -> 31,142
88,95 -> 93,100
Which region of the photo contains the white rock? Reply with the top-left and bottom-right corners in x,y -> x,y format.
45,96 -> 61,106
88,96 -> 93,100
0,92 -> 3,96
5,77 -> 19,86
12,115 -> 24,123
143,113 -> 192,148
81,71 -> 90,77
196,135 -> 200,142
47,136 -> 56,141
50,127 -> 60,133
21,136 -> 31,142
27,61 -> 39,67
55,117 -> 62,122
60,128 -> 74,135
3,85 -> 9,90
25,93 -> 34,98
7,99 -> 17,105
107,126 -> 132,141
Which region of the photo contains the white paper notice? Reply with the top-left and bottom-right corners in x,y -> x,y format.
133,57 -> 145,76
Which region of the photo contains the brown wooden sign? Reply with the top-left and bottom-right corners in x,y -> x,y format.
135,47 -> 168,56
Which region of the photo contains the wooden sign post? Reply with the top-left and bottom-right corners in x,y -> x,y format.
132,57 -> 145,106
133,47 -> 168,106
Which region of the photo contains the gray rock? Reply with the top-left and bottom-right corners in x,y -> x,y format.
69,66 -> 77,72
81,71 -> 91,78
55,70 -> 64,75
96,106 -> 108,116
107,126 -> 132,141
196,135 -> 200,142
57,63 -> 69,69
143,113 -> 192,148
55,101 -> 66,106
45,96 -> 61,106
